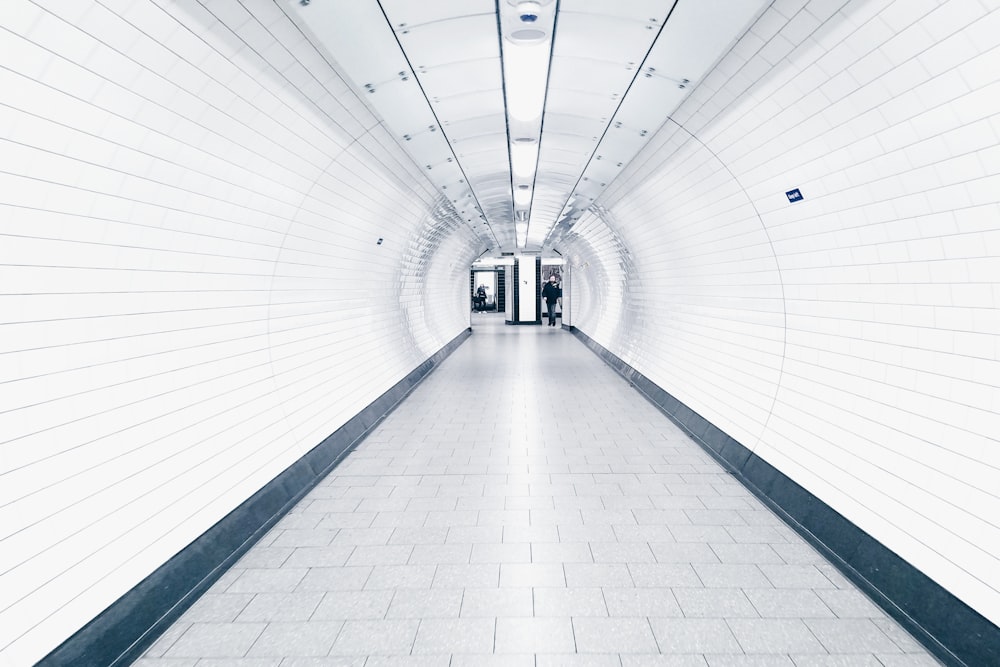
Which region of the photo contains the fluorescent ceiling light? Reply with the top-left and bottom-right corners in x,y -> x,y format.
510,141 -> 539,179
503,41 -> 550,123
513,188 -> 532,206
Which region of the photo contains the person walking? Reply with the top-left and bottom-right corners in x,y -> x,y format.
475,284 -> 487,311
542,275 -> 560,326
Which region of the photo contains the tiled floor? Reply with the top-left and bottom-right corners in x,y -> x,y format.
137,315 -> 941,666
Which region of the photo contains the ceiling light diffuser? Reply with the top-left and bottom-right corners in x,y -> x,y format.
503,41 -> 550,123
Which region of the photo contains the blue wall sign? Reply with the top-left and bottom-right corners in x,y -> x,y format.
786,188 -> 803,202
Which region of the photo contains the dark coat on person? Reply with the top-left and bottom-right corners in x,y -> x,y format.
542,281 -> 560,304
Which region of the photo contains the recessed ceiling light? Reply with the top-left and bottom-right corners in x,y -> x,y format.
509,28 -> 547,42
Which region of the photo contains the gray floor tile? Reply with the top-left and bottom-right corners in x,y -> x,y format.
470,542 -> 531,563
726,618 -> 827,653
767,543 -> 824,564
786,656 -> 883,666
500,562 -> 566,587
311,590 -> 394,620
628,563 -> 701,588
364,565 -> 436,589
331,528 -> 394,546
227,569 -> 308,594
432,563 -> 499,588
870,617 -> 930,653
804,618 -> 906,653
590,542 -> 657,563
709,543 -> 784,564
183,593 -> 254,622
871,655 -> 945,666
504,525 -> 561,543
328,619 -> 418,655
407,543 -> 471,564
565,563 -> 635,588
613,525 -> 675,543
411,618 -> 495,654
316,513 -> 378,530
759,564 -> 838,589
345,545 -> 414,567
447,525 -> 503,543
536,655 -> 622,667
573,617 -> 660,653
385,588 -> 463,618
246,621 -> 342,657
559,524 -> 620,542
270,531 -> 339,549
604,588 -> 683,618
164,623 -> 266,658
371,512 -> 430,528
452,655 -> 534,667
389,527 -> 449,545
649,618 -> 742,653
649,542 -> 719,564
236,592 -> 325,622
283,546 -> 355,568
461,587 -> 534,617
363,657 -> 448,667
620,655 -> 709,666
532,541 -> 594,563
237,548 -> 294,569
706,656 -> 795,666
534,586 -> 608,616
495,617 -> 576,653
672,588 -> 758,618
670,526 -> 735,543
692,563 -> 771,588
296,567 -> 372,592
814,589 -> 885,618
684,509 -> 747,526
199,659 -> 284,667
743,589 -> 835,619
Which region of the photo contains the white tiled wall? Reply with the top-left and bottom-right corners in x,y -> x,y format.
0,1 -> 477,664
566,0 -> 1000,626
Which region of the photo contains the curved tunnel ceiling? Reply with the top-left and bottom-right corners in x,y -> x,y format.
289,0 -> 769,253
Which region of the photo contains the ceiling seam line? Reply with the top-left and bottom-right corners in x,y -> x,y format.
543,0 -> 681,246
523,0 -> 562,247
375,0 -> 501,250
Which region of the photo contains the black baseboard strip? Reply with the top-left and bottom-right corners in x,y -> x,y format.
39,328 -> 472,667
569,326 -> 998,667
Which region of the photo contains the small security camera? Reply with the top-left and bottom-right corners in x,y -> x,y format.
515,2 -> 541,23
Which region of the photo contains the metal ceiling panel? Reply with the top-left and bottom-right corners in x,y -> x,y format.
378,0 -> 495,29
535,0 -> 769,246
289,0 -> 769,252
398,16 -> 500,66
386,4 -> 515,248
